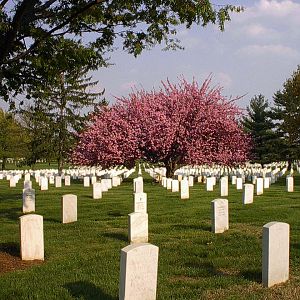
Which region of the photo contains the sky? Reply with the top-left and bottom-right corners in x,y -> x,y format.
91,0 -> 300,109
1,0 -> 299,111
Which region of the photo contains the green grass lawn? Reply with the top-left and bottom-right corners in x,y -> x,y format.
0,172 -> 300,299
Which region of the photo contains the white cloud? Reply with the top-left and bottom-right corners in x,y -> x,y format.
255,0 -> 300,18
237,44 -> 299,57
246,23 -> 276,37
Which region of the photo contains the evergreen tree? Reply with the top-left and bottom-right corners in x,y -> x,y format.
242,94 -> 279,166
272,66 -> 300,168
0,109 -> 29,169
21,68 -> 105,171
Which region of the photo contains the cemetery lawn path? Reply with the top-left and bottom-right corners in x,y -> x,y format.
0,171 -> 300,299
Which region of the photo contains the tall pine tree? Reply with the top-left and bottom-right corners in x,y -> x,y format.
272,66 -> 300,169
21,69 -> 105,171
242,94 -> 280,166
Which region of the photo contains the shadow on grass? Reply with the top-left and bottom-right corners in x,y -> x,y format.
240,270 -> 261,283
108,211 -> 125,217
44,217 -> 61,223
0,207 -> 21,221
0,242 -> 19,257
171,223 -> 211,232
103,232 -> 128,242
65,281 -> 117,300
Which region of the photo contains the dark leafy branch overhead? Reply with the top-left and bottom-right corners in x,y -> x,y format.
0,0 -> 243,103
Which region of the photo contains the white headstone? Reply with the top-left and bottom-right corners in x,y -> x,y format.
119,243 -> 159,300
134,193 -> 147,213
171,179 -> 179,192
256,178 -> 264,195
40,177 -> 48,191
220,177 -> 228,197
134,177 -> 143,193
24,180 -> 32,189
128,212 -> 148,244
24,173 -> 31,181
264,177 -> 270,189
262,222 -> 289,287
166,178 -> 172,190
22,188 -> 35,213
112,176 -> 121,187
9,177 -> 16,187
286,176 -> 294,192
83,176 -> 90,187
180,179 -> 189,199
243,184 -> 254,204
101,179 -> 108,192
55,176 -> 62,188
61,194 -> 77,223
231,175 -> 237,185
188,176 -> 194,187
236,177 -> 243,190
91,176 -> 97,185
64,175 -> 71,186
93,182 -> 102,199
49,175 -> 55,184
206,177 -> 214,191
20,214 -> 44,260
211,199 -> 229,233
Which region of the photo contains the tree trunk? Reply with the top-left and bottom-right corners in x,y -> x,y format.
287,159 -> 292,171
165,161 -> 177,178
58,157 -> 64,174
1,157 -> 7,170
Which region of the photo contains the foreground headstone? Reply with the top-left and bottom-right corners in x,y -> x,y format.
243,184 -> 254,204
23,188 -> 35,213
262,222 -> 289,287
93,182 -> 102,199
211,199 -> 229,233
128,212 -> 148,244
119,243 -> 159,300
133,193 -> 147,213
61,194 -> 77,223
20,214 -> 44,260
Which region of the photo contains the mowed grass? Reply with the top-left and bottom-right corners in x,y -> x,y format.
0,171 -> 300,300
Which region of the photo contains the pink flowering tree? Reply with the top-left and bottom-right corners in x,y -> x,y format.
72,78 -> 251,177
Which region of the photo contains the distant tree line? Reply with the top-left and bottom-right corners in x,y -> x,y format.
242,66 -> 300,169
1,65 -> 300,171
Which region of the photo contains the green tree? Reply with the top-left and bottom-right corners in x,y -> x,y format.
242,94 -> 280,166
21,67 -> 105,171
0,109 -> 29,169
272,66 -> 300,169
0,0 -> 242,104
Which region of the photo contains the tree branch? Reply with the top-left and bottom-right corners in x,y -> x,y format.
5,0 -> 106,64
